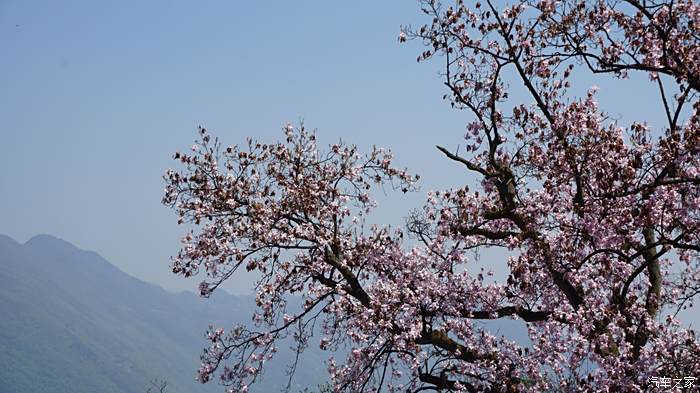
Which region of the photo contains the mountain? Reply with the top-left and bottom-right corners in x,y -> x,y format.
0,234 -> 328,393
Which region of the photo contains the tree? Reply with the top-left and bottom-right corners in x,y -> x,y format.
162,1 -> 700,391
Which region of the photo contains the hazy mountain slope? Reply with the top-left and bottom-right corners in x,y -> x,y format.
0,234 -> 327,393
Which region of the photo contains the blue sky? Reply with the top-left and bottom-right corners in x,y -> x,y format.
0,0 -> 673,295
1,0 -> 476,293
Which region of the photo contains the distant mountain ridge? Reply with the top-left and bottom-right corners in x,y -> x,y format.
0,234 -> 327,393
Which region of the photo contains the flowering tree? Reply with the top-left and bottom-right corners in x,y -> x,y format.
163,1 -> 700,391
